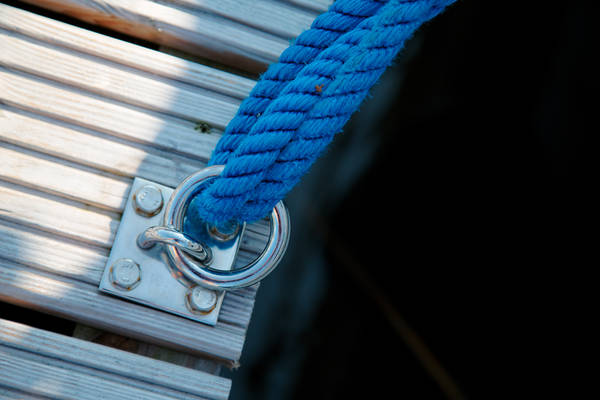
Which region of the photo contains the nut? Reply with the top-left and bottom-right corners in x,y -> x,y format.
110,258 -> 141,290
186,286 -> 217,313
133,184 -> 163,217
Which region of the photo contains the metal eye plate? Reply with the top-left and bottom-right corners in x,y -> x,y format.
98,177 -> 242,326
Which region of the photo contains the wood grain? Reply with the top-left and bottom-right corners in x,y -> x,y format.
0,259 -> 249,365
0,67 -> 219,160
0,106 -> 204,188
0,181 -> 119,248
0,3 -> 255,99
165,0 -> 315,38
0,318 -> 231,399
0,347 -> 210,399
0,29 -> 241,126
0,387 -> 47,400
0,219 -> 107,285
284,0 -> 332,13
18,0 -> 290,72
0,144 -> 130,212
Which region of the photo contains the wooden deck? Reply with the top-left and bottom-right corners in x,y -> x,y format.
0,1 -> 330,397
1,318 -> 231,399
16,0 -> 324,73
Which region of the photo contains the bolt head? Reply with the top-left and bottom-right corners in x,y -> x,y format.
208,221 -> 241,242
186,286 -> 217,313
110,258 -> 141,290
133,184 -> 163,217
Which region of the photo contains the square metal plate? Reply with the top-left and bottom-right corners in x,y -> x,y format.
99,178 -> 235,326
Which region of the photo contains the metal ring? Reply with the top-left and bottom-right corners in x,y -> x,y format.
162,165 -> 290,290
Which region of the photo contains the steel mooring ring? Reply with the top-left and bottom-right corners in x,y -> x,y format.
158,165 -> 290,291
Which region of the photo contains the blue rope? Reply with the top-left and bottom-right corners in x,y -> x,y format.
188,0 -> 456,226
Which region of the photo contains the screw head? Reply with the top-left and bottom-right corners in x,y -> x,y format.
133,184 -> 163,217
208,221 -> 241,242
110,258 -> 141,290
186,286 -> 217,313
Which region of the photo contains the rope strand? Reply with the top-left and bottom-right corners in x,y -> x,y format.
188,0 -> 456,226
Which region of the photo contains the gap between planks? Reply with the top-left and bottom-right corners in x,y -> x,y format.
0,346 -> 213,400
0,216 -> 258,330
0,28 -> 242,127
15,0 -> 291,72
0,257 -> 253,365
0,66 -> 219,161
0,3 -> 256,99
0,318 -> 230,400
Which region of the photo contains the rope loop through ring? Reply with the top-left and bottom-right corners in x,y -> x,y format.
162,165 -> 290,290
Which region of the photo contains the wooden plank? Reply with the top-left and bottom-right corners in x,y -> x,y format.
0,29 -> 242,126
0,259 -> 248,365
0,175 -> 269,272
0,217 -> 256,329
0,387 -> 47,400
0,146 -> 270,254
0,219 -> 106,285
166,0 -> 315,38
0,106 -> 204,188
0,4 -> 255,100
0,347 -> 211,400
0,318 -> 230,400
0,144 -> 130,213
0,67 -> 219,159
18,0 -> 289,73
0,181 -> 118,248
0,218 -> 256,330
283,0 -> 331,13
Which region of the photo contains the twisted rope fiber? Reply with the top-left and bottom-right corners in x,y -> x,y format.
209,0 -> 390,166
189,0 -> 456,226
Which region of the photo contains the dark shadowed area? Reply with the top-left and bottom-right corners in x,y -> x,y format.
226,2 -> 594,399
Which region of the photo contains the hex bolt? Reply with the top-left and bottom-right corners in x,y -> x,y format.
186,286 -> 218,314
208,221 -> 241,242
110,258 -> 141,291
133,184 -> 163,217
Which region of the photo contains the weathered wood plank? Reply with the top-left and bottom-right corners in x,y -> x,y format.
0,387 -> 47,400
0,318 -> 230,400
0,259 -> 247,364
0,67 -> 219,160
0,144 -> 130,213
18,0 -> 289,72
0,347 -> 211,400
0,106 -> 204,188
0,217 -> 256,329
0,219 -> 106,285
283,0 -> 332,13
0,150 -> 269,253
0,4 -> 255,99
0,181 -> 118,248
166,0 -> 315,38
0,29 -> 241,126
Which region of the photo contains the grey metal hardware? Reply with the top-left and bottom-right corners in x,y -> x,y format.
99,166 -> 290,326
98,177 -> 232,325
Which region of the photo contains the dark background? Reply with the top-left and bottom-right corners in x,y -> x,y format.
227,2 -> 594,399
2,1 -> 594,399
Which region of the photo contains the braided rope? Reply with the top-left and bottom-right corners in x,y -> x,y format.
208,0 -> 390,166
189,0 -> 456,225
